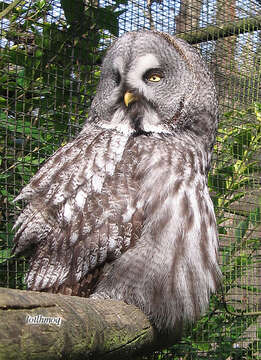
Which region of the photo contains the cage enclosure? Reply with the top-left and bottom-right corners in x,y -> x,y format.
0,0 -> 260,359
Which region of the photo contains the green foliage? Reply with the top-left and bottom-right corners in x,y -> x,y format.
0,0 -> 125,288
209,104 -> 261,222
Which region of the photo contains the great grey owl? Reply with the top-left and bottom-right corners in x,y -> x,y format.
13,30 -> 222,333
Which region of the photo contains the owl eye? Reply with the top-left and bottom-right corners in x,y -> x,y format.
148,74 -> 161,82
114,71 -> 121,86
144,69 -> 164,83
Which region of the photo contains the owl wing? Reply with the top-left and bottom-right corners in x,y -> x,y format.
13,124 -> 142,295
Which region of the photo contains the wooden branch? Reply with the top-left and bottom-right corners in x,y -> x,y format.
0,0 -> 23,20
0,287 -> 162,360
177,15 -> 261,44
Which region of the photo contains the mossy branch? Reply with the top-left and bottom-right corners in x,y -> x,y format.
0,287 -> 161,360
0,0 -> 23,20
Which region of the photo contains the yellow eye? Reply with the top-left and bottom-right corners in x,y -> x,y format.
148,74 -> 162,82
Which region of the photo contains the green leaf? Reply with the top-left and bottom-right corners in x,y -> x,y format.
223,192 -> 245,208
249,206 -> 261,225
237,285 -> 261,294
91,7 -> 125,36
0,248 -> 13,264
60,0 -> 85,26
208,173 -> 226,193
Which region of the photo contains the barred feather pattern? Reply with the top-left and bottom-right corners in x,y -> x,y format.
13,30 -> 222,332
92,131 -> 221,331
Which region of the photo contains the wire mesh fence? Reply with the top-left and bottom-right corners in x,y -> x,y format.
0,0 -> 260,359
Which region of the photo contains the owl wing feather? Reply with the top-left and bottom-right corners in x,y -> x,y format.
13,124 -> 142,295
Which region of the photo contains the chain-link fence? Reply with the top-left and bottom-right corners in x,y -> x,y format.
0,0 -> 260,359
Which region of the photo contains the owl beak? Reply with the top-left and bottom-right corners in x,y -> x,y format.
124,91 -> 138,107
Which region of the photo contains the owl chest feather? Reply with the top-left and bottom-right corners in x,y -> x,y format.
93,132 -> 221,330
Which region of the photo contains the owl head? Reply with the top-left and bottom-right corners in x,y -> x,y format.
90,30 -> 218,145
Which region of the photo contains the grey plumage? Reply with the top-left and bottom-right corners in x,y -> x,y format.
13,30 -> 221,333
